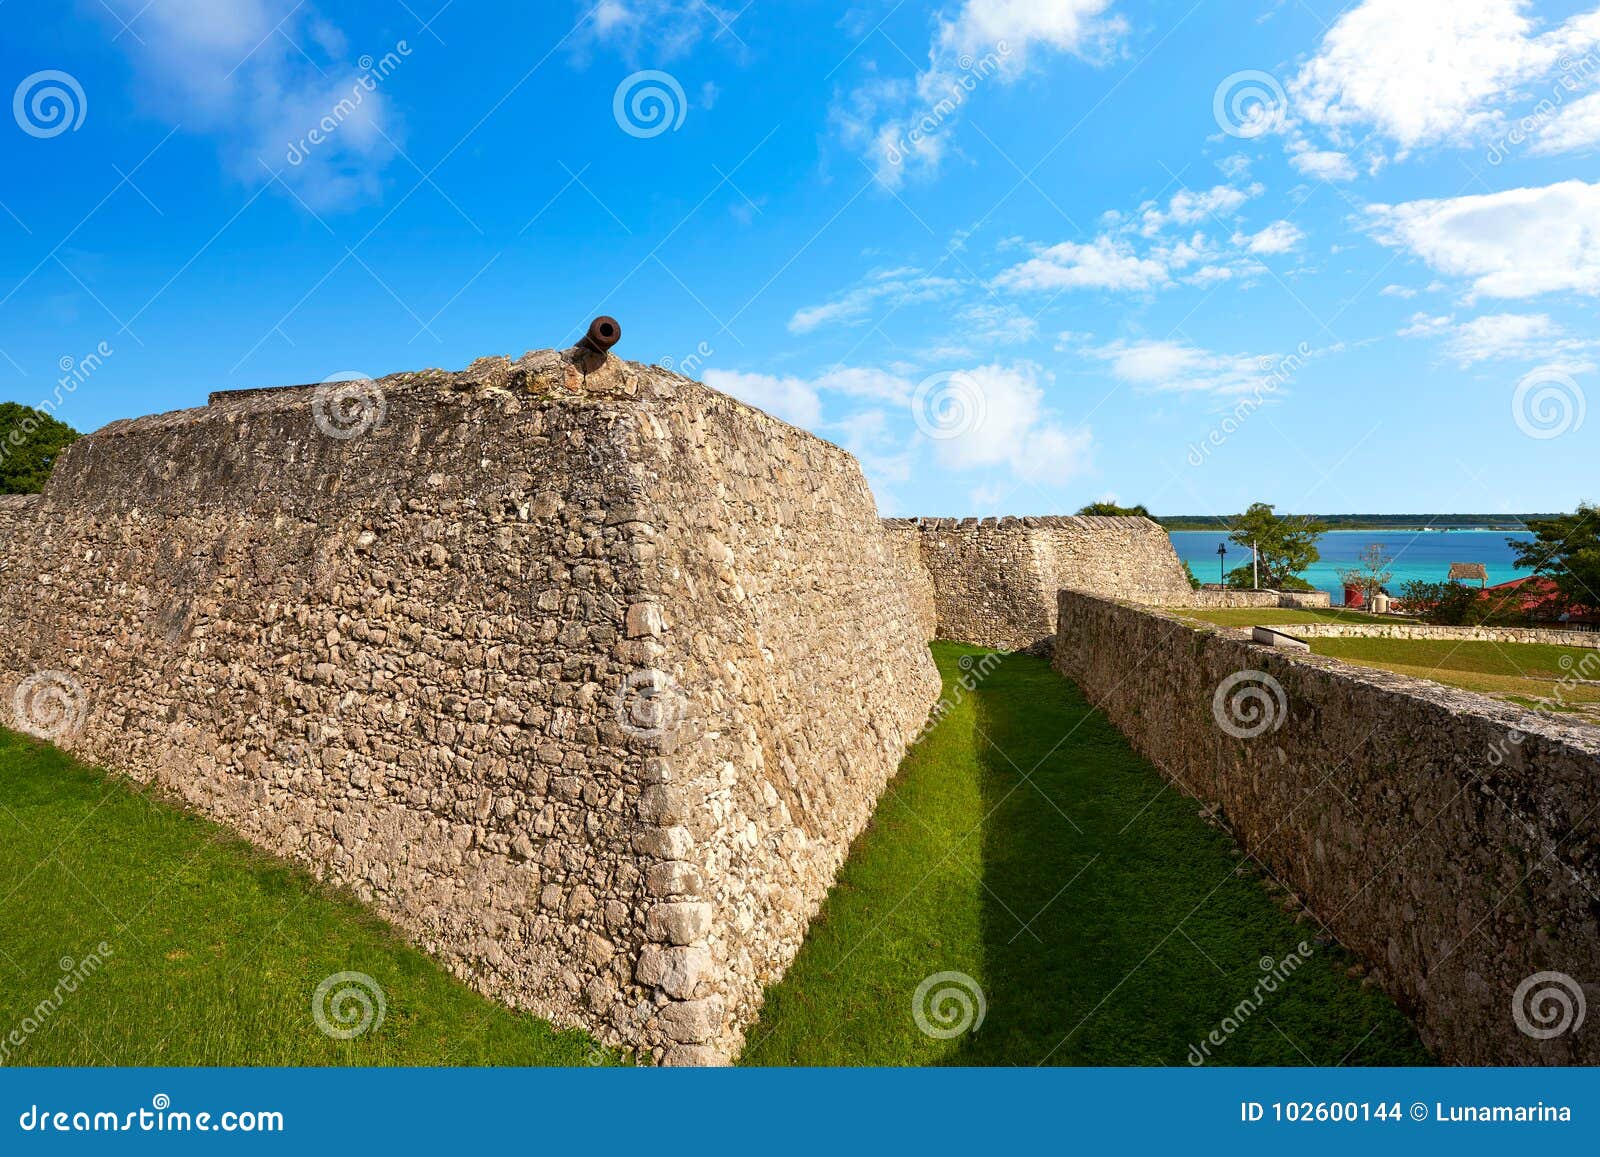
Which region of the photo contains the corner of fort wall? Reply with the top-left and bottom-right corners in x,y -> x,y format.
884,514 -> 1194,652
0,350 -> 940,1065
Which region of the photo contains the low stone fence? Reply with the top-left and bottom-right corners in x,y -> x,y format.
1281,622 -> 1600,649
1053,589 -> 1600,1065
1179,589 -> 1332,609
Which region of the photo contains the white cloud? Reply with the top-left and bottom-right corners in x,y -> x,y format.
1287,0 -> 1600,159
1380,284 -> 1419,298
1398,311 -> 1593,365
576,0 -> 729,62
1530,90 -> 1600,155
1077,338 -> 1298,396
923,362 -> 1093,486
994,180 -> 1287,295
837,0 -> 1126,187
993,236 -> 1171,292
105,0 -> 406,210
710,359 -> 1092,491
1367,179 -> 1600,298
788,267 -> 963,334
1139,183 -> 1261,234
1233,220 -> 1304,254
703,370 -> 825,428
1288,148 -> 1357,181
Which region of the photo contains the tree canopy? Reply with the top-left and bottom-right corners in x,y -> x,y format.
1077,501 -> 1152,518
0,403 -> 80,495
1510,504 -> 1600,613
1224,502 -> 1327,589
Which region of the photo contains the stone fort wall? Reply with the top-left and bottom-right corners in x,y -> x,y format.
884,515 -> 1193,652
0,349 -> 939,1065
1053,589 -> 1600,1065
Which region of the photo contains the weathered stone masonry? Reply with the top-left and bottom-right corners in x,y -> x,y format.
0,349 -> 940,1065
884,514 -> 1192,652
1054,590 -> 1600,1065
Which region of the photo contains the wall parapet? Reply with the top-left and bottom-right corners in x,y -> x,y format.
1275,621 -> 1600,649
1052,589 -> 1600,1065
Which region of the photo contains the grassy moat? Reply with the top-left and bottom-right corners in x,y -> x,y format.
0,646 -> 1428,1067
740,644 -> 1428,1066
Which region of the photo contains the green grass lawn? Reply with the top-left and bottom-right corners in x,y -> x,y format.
1309,637 -> 1600,718
1178,607 -> 1394,628
0,729 -> 616,1066
740,643 -> 1428,1066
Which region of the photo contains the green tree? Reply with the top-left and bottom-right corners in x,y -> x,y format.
1077,501 -> 1152,518
1180,559 -> 1202,590
1510,504 -> 1600,614
1224,503 -> 1327,589
0,403 -> 80,494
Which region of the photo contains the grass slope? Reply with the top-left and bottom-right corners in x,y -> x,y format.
1310,638 -> 1600,716
741,644 -> 1428,1066
0,729 -> 615,1066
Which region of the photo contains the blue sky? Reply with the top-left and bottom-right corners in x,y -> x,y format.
1,0 -> 1597,517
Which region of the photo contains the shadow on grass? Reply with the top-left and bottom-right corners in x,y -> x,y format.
950,648 -> 1428,1066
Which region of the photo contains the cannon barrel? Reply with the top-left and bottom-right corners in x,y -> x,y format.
578,315 -> 622,356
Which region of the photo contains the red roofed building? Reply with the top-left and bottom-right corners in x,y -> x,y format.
1482,576 -> 1599,626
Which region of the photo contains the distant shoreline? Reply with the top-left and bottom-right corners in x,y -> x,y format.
1159,515 -> 1552,532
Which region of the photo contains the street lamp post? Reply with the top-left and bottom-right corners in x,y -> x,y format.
1216,542 -> 1228,585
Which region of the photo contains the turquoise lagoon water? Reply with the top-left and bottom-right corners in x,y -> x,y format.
1168,529 -> 1535,603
